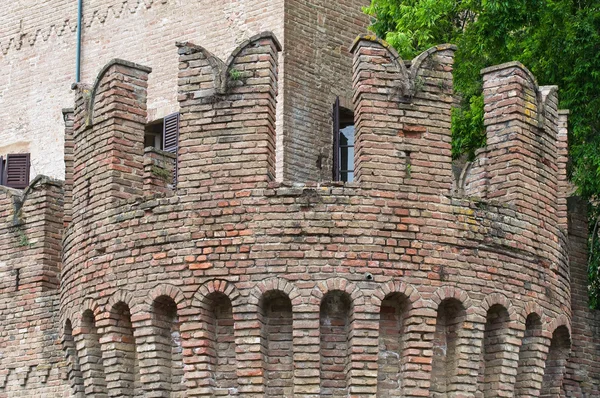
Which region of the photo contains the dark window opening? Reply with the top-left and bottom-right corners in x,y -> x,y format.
0,153 -> 31,189
144,121 -> 163,150
333,98 -> 355,182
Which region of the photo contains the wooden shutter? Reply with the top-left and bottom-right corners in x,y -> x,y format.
0,156 -> 4,186
5,153 -> 30,189
332,98 -> 340,181
163,112 -> 180,185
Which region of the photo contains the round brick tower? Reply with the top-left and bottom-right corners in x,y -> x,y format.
59,33 -> 573,398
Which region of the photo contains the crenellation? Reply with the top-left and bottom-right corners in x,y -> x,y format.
71,59 -> 151,226
351,36 -> 455,195
1,21 -> 600,398
177,32 -> 281,196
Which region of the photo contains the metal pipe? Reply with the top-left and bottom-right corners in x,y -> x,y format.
76,0 -> 83,82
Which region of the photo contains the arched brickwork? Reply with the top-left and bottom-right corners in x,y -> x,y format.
478,303 -> 513,396
370,280 -> 421,308
80,298 -> 103,323
429,286 -> 474,395
145,283 -> 188,312
62,319 -> 84,398
310,278 -> 372,396
78,308 -> 107,396
309,277 -> 365,309
193,279 -> 242,310
247,277 -> 302,308
247,278 -> 301,396
188,280 -> 241,396
377,292 -> 409,396
476,293 -> 520,396
260,289 -> 294,397
547,314 -> 572,338
372,281 -> 421,396
60,303 -> 79,333
480,292 -> 518,324
515,311 -> 545,397
102,298 -> 139,397
46,35 -> 581,398
431,286 -> 473,310
319,289 -> 353,396
541,323 -> 572,398
145,295 -> 184,397
105,290 -> 139,317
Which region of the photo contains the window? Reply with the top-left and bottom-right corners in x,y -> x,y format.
145,112 -> 180,185
0,153 -> 30,189
333,98 -> 355,182
144,113 -> 180,154
144,121 -> 163,150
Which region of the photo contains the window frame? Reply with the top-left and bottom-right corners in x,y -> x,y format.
332,98 -> 355,182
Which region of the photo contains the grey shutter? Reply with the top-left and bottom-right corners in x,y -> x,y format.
5,153 -> 30,189
333,98 -> 340,181
163,113 -> 180,185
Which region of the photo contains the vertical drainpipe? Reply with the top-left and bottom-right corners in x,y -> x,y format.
76,0 -> 83,82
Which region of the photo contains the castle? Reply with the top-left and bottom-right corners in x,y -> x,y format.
1,1 -> 600,398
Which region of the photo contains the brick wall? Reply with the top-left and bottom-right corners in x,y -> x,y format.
0,0 -> 285,181
280,0 -> 369,182
49,35 -> 600,397
2,18 -> 600,397
0,178 -> 67,397
563,197 -> 600,397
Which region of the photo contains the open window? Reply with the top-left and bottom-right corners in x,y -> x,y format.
144,120 -> 163,150
333,98 -> 355,182
144,113 -> 180,154
145,112 -> 180,185
0,153 -> 30,189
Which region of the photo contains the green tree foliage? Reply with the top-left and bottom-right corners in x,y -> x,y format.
364,0 -> 600,303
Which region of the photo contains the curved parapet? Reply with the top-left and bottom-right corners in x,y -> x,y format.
351,35 -> 456,193
69,59 -> 151,227
176,31 -> 281,193
480,62 -> 566,210
57,35 -> 578,398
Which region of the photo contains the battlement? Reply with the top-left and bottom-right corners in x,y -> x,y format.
63,34 -> 569,219
2,32 -> 599,398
